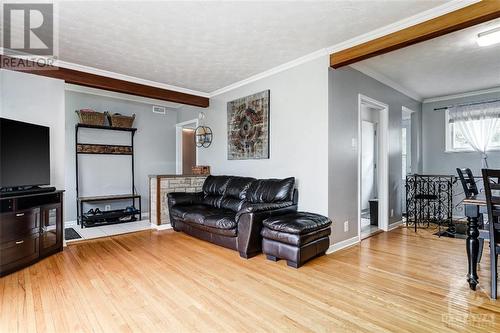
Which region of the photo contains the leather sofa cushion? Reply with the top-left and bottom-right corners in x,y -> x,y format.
203,175 -> 231,196
170,204 -> 198,219
182,220 -> 237,237
204,212 -> 237,230
220,197 -> 245,212
263,212 -> 332,234
170,204 -> 237,230
261,226 -> 331,246
219,177 -> 255,212
202,194 -> 223,208
225,177 -> 255,199
247,177 -> 295,203
183,205 -> 217,224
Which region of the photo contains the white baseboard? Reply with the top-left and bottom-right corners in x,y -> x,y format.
388,220 -> 403,231
65,220 -> 77,227
326,235 -> 360,254
151,223 -> 172,230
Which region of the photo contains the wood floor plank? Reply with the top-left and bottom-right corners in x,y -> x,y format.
1,227 -> 498,332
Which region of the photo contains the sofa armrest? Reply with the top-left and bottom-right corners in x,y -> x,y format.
167,192 -> 202,208
236,201 -> 295,220
236,203 -> 297,258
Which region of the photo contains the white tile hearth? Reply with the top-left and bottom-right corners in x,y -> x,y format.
65,220 -> 152,243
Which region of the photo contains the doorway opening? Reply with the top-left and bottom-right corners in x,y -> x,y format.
401,107 -> 414,216
358,94 -> 389,240
176,119 -> 199,175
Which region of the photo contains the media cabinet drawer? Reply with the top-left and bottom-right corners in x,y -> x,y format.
0,208 -> 40,243
0,234 -> 39,275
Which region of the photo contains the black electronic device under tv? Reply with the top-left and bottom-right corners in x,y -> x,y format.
0,118 -> 52,194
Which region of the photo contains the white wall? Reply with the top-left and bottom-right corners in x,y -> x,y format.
0,70 -> 65,190
65,91 -> 179,221
329,66 -> 422,242
179,56 -> 330,215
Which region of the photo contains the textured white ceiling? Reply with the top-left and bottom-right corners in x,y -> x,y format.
53,0 -> 448,93
358,18 -> 500,100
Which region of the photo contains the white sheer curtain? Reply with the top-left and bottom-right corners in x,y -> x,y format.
448,101 -> 500,168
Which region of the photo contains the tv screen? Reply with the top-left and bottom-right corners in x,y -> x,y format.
0,118 -> 50,188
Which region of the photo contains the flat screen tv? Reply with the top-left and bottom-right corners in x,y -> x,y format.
0,118 -> 50,189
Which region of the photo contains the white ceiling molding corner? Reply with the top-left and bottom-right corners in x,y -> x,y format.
422,86 -> 500,104
326,0 -> 480,54
0,48 -> 211,98
56,60 -> 211,98
65,83 -> 184,109
209,48 -> 329,97
3,1 -> 478,101
350,63 -> 422,102
209,0 -> 476,98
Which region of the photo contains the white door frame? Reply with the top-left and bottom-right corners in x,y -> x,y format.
402,106 -> 415,174
175,118 -> 199,174
358,94 -> 389,236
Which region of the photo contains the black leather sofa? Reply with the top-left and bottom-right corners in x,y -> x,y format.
167,175 -> 298,258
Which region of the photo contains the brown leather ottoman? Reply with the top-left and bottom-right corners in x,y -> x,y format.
261,212 -> 332,268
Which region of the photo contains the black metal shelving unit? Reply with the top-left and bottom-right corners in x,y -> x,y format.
75,124 -> 141,228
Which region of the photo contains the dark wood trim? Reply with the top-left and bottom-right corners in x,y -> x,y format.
148,177 -> 152,224
330,1 -> 500,68
156,177 -> 161,226
0,55 -> 209,107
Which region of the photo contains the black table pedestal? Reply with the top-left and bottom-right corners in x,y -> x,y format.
465,204 -> 480,290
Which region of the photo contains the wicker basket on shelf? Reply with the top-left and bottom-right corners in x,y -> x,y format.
106,112 -> 136,128
75,109 -> 106,126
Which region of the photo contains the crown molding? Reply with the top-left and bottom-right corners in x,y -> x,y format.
65,84 -> 184,109
56,60 -> 210,98
350,63 -> 422,102
326,0 -> 479,55
1,0 -> 479,101
208,0 -> 477,97
423,86 -> 500,103
0,48 -> 210,98
209,48 -> 328,97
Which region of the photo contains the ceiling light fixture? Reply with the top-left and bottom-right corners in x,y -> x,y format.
477,26 -> 500,47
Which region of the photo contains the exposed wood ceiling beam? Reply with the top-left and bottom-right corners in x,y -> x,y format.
0,55 -> 209,108
330,1 -> 500,68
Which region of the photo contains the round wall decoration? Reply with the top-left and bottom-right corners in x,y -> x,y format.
195,126 -> 213,148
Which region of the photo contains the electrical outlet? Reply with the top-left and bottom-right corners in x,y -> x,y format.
344,221 -> 349,232
390,209 -> 394,217
105,205 -> 111,211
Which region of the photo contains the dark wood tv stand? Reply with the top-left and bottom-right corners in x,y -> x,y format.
0,190 -> 64,277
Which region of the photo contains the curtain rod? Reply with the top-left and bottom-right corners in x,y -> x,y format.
433,98 -> 500,111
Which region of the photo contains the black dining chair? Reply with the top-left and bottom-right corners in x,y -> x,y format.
457,168 -> 488,262
481,169 -> 500,299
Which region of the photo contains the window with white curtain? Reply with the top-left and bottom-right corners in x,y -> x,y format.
445,107 -> 500,152
444,100 -> 500,167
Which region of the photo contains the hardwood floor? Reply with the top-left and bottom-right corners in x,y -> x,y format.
0,226 -> 498,332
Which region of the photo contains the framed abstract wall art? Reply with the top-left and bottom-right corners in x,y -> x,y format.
227,90 -> 270,160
